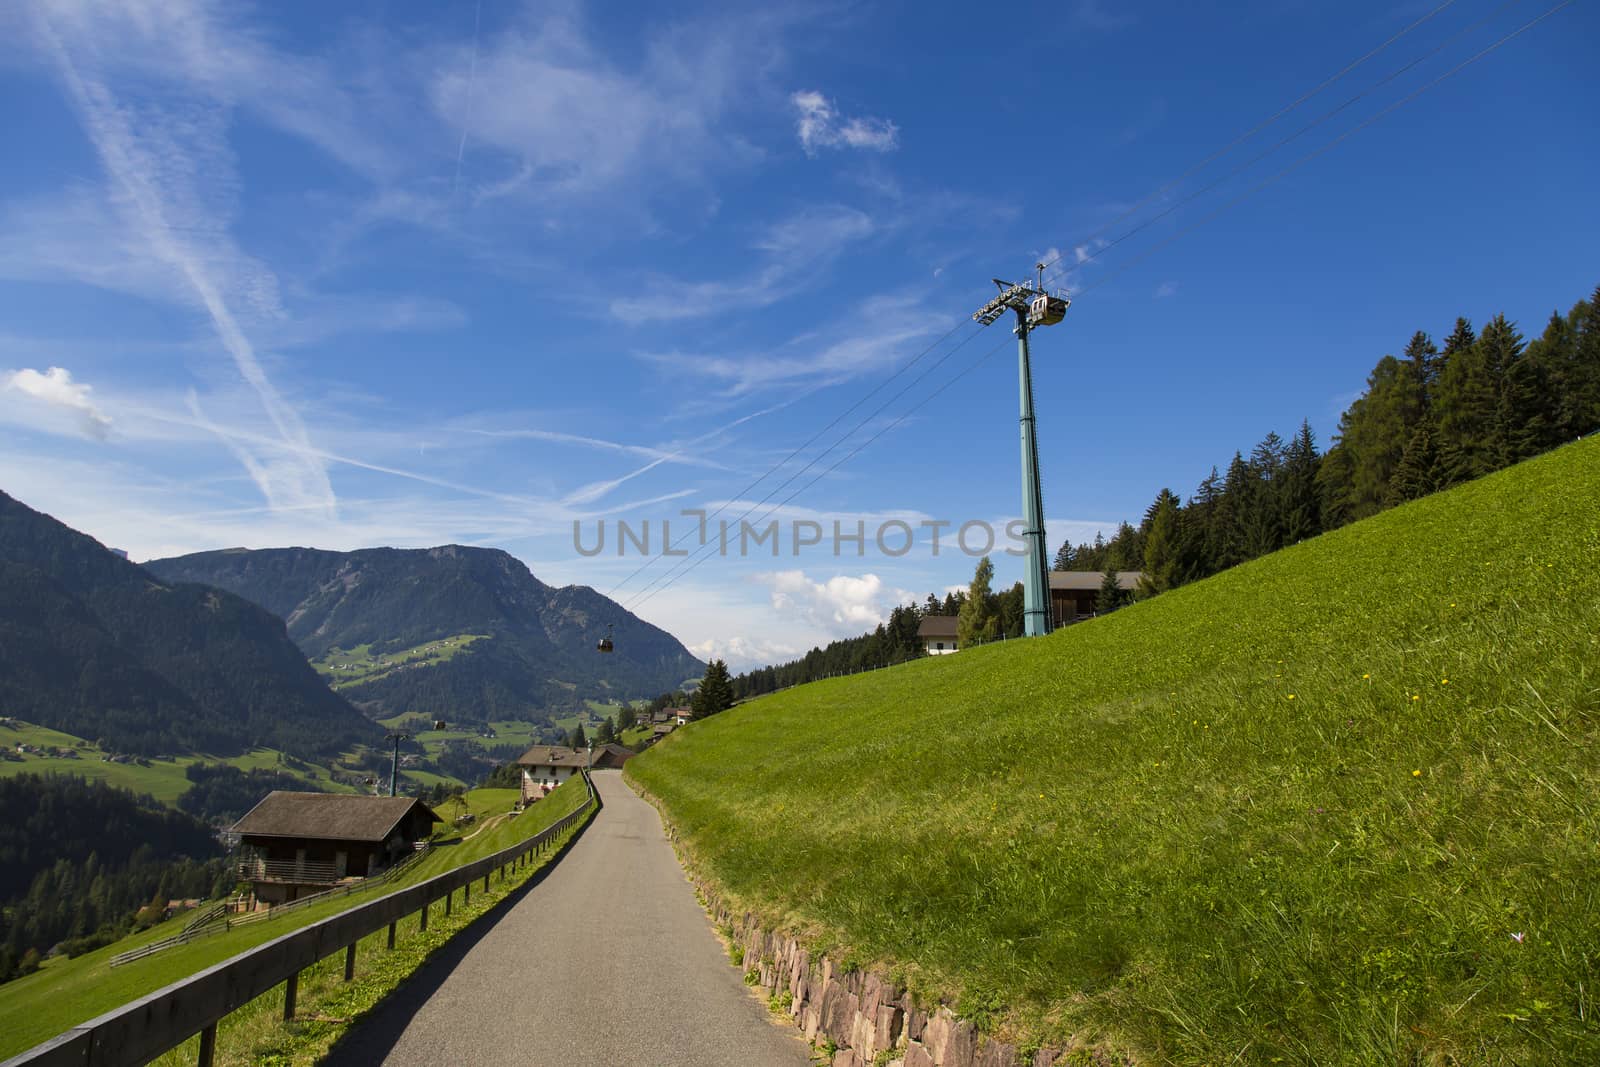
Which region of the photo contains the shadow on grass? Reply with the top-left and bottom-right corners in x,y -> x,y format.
319,791 -> 603,1066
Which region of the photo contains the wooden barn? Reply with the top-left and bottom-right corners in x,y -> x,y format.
230,792 -> 440,907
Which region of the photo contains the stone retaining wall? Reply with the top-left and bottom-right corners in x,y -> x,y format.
715,896 -> 1059,1067
635,781 -> 1116,1067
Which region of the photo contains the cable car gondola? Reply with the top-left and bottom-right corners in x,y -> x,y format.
597,623 -> 614,654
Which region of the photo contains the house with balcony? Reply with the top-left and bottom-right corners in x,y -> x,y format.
230,792 -> 440,908
515,745 -> 593,804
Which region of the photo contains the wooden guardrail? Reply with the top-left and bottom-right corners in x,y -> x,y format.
3,773 -> 599,1067
109,840 -> 438,968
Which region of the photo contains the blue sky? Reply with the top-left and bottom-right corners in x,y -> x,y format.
1,0 -> 1595,671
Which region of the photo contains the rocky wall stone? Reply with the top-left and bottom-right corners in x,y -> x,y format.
632,783 -> 1091,1067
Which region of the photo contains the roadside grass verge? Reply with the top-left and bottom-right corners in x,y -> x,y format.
145,784 -> 595,1067
0,781 -> 586,1057
627,439 -> 1600,1064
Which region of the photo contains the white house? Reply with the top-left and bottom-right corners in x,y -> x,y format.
514,745 -> 591,804
917,615 -> 960,655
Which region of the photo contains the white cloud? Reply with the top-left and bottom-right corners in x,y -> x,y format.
609,205 -> 874,323
4,366 -> 112,439
688,635 -> 800,674
791,90 -> 899,155
758,569 -> 915,636
437,8 -> 773,208
1155,281 -> 1178,298
635,290 -> 950,396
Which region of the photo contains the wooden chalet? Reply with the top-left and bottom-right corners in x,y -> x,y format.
591,742 -> 636,769
230,792 -> 440,907
1050,570 -> 1143,626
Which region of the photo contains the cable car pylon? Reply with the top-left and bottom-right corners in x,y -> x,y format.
972,263 -> 1069,638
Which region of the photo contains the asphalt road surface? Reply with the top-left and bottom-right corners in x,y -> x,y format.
325,770 -> 811,1066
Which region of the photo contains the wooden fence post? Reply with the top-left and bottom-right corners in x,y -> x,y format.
283,972 -> 298,1021
444,890 -> 452,917
419,901 -> 428,932
387,921 -> 396,950
344,942 -> 357,982
197,1024 -> 217,1067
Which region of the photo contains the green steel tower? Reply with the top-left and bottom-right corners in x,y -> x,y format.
973,266 -> 1069,637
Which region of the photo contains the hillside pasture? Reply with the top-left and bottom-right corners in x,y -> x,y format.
0,722 -> 352,805
628,440 -> 1600,1064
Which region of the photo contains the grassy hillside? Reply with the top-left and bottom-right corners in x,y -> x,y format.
0,720 -> 352,805
0,778 -> 587,1057
627,439 -> 1600,1064
311,633 -> 491,690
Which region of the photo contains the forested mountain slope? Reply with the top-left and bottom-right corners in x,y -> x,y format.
146,545 -> 703,718
0,774 -> 228,980
0,492 -> 373,757
629,438 -> 1600,1064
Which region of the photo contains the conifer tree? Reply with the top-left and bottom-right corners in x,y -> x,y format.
1403,331 -> 1442,404
1503,341 -> 1557,461
1280,420 -> 1322,544
1107,521 -> 1143,571
1436,316 -> 1477,386
1338,355 -> 1425,518
1184,466 -> 1225,579
1315,443 -> 1356,531
1052,540 -> 1074,571
1137,489 -> 1182,598
1567,288 -> 1600,437
1434,329 -> 1500,486
997,582 -> 1025,638
1094,564 -> 1123,616
957,556 -> 997,648
690,659 -> 733,720
1386,425 -> 1440,505
1217,451 -> 1253,569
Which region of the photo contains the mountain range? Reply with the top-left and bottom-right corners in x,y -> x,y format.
0,491 -> 373,757
145,545 -> 703,719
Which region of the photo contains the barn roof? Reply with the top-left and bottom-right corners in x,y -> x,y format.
918,615 -> 959,638
516,745 -> 591,768
1050,570 -> 1143,591
230,792 -> 439,843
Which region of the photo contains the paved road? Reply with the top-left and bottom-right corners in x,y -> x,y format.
326,771 -> 811,1066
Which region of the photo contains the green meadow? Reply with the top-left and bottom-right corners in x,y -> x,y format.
628,439 -> 1600,1064
0,724 -> 352,805
0,779 -> 587,1058
310,633 -> 490,690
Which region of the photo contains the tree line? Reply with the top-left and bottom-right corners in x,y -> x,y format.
725,283 -> 1598,687
1105,284 -> 1599,600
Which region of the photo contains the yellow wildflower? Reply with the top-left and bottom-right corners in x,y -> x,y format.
1413,770 -> 1421,777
